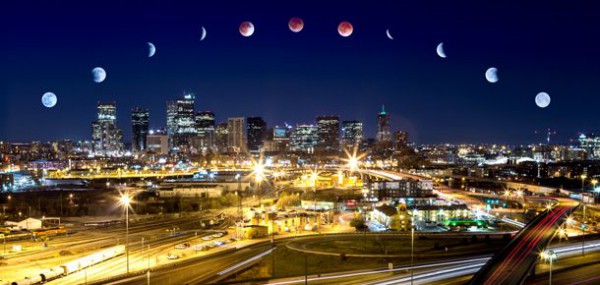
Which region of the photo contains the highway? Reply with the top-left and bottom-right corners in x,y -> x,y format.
468,199 -> 578,285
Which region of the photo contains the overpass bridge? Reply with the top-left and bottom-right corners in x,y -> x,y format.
468,198 -> 579,285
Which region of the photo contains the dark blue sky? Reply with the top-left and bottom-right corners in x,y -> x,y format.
1,1 -> 599,144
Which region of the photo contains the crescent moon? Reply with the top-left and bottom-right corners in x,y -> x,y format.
485,67 -> 499,83
386,29 -> 393,40
436,42 -> 446,58
200,26 -> 207,41
147,42 -> 156,58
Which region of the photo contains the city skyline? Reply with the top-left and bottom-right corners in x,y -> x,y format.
2,1 -> 600,144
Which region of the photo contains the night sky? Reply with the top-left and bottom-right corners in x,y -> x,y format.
1,1 -> 600,144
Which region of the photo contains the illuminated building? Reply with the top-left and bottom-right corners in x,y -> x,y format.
290,124 -> 318,153
579,133 -> 600,159
376,105 -> 391,143
342,120 -> 363,148
91,101 -> 123,156
316,115 -> 340,153
166,100 -> 177,148
247,116 -> 266,153
215,122 -> 229,154
227,117 -> 246,153
174,93 -> 197,147
131,107 -> 149,152
195,111 -> 215,150
146,129 -> 169,155
394,130 -> 408,151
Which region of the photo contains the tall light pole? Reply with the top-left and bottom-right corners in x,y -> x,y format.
548,250 -> 556,285
120,193 -> 131,274
411,222 -> 414,285
581,174 -> 587,257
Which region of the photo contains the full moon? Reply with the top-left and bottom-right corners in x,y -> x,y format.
147,42 -> 156,58
41,92 -> 57,108
436,42 -> 446,58
485,67 -> 499,83
288,17 -> 304,33
338,21 -> 353,37
535,92 -> 551,108
92,67 -> 106,83
239,21 -> 255,37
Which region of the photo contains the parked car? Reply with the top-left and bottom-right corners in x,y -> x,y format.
175,243 -> 190,249
201,236 -> 214,241
167,253 -> 179,260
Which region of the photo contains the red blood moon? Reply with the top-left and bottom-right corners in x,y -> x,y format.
288,17 -> 304,33
338,21 -> 353,37
239,21 -> 255,37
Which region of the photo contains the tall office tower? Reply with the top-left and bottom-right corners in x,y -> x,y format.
376,105 -> 391,143
195,111 -> 216,149
342,120 -> 363,149
215,122 -> 229,154
131,107 -> 150,152
316,115 -> 340,153
290,124 -> 319,153
166,100 -> 177,148
227,117 -> 246,153
246,116 -> 267,152
394,130 -> 409,151
174,93 -> 197,147
91,101 -> 124,156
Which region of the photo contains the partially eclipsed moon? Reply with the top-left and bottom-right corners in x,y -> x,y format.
436,42 -> 446,58
147,42 -> 156,58
239,21 -> 255,37
92,67 -> 106,83
338,21 -> 353,37
386,29 -> 393,40
200,26 -> 207,41
535,92 -> 551,108
41,92 -> 57,108
485,67 -> 499,83
289,17 -> 304,33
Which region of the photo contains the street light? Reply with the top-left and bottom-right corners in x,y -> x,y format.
540,250 -> 557,285
119,193 -> 131,274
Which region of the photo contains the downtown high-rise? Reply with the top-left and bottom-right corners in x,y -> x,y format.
376,105 -> 391,144
247,116 -> 267,153
91,101 -> 123,156
196,111 -> 216,150
131,107 -> 150,152
342,120 -> 363,149
227,117 -> 246,154
316,115 -> 340,153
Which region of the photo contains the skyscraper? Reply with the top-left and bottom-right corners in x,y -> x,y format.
166,100 -> 177,148
316,115 -> 340,153
196,111 -> 216,150
247,116 -> 267,152
174,93 -> 196,147
376,105 -> 391,143
290,124 -> 319,153
131,107 -> 149,152
227,117 -> 246,153
215,122 -> 229,154
342,120 -> 363,149
91,101 -> 123,156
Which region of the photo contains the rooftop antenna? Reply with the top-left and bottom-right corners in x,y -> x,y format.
534,128 -> 556,144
